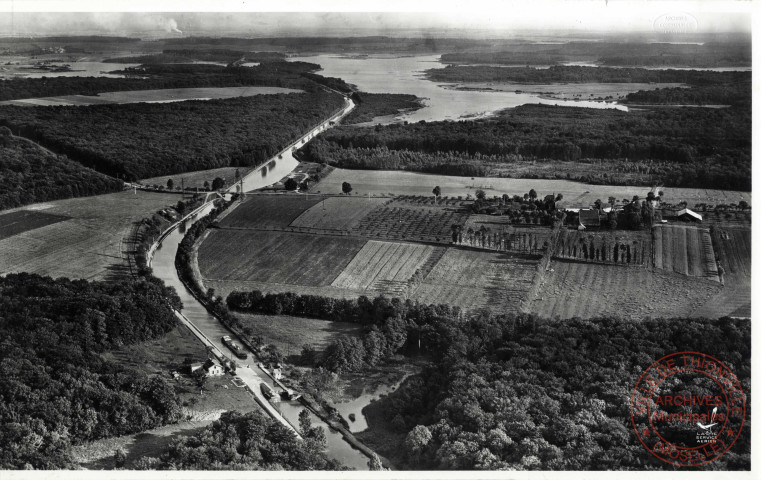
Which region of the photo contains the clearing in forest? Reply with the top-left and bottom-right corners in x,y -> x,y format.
198,230 -> 366,286
332,240 -> 440,296
528,259 -> 722,320
290,196 -> 390,231
219,194 -> 322,229
412,248 -> 538,313
653,224 -> 719,280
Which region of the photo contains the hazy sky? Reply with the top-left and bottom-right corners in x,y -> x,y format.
0,2 -> 752,37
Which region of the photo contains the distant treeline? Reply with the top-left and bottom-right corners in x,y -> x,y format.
103,49 -> 286,64
624,83 -> 751,106
0,127 -> 123,210
439,41 -> 751,67
343,92 -> 424,124
0,91 -> 344,181
425,65 -> 750,86
302,104 -> 751,191
0,61 -> 324,101
0,35 -> 140,44
0,273 -> 183,469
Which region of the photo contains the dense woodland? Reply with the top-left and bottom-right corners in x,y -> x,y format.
302,104 -> 751,190
623,83 -> 751,106
133,410 -> 343,470
343,93 -> 424,125
425,65 -> 749,86
0,127 -> 123,210
0,273 -> 184,469
0,61 -> 325,101
360,314 -> 750,470
439,41 -> 751,67
0,91 -> 344,180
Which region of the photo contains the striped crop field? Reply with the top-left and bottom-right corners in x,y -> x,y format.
198,230 -> 366,286
332,240 -> 440,296
290,196 -> 389,231
219,194 -> 322,229
653,224 -> 718,280
411,248 -> 538,313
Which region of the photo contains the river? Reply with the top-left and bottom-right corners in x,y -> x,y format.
148,98 -> 374,470
290,54 -> 630,122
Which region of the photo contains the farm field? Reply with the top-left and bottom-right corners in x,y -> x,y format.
290,196 -> 390,231
332,240 -> 441,296
198,230 -> 366,286
318,168 -> 750,208
354,203 -> 470,243
653,225 -> 719,280
219,194 -> 323,229
528,259 -> 722,319
0,210 -> 71,241
556,229 -> 651,265
411,248 -> 538,313
141,166 -> 255,191
235,313 -> 362,359
0,190 -> 179,280
0,86 -> 303,107
690,226 -> 751,318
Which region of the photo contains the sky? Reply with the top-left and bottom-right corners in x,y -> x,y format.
0,2 -> 752,37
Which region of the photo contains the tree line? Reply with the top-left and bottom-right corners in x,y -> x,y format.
0,91 -> 344,181
103,49 -> 287,64
0,272 -> 184,469
302,103 -> 751,191
0,127 -> 123,211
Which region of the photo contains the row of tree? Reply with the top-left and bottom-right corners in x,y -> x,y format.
0,273 -> 184,469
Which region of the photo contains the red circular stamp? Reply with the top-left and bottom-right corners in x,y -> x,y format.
630,352 -> 745,466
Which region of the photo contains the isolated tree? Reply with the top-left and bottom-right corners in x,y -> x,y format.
211,177 -> 225,190
166,178 -> 174,190
342,182 -> 353,194
529,189 -> 538,200
432,186 -> 441,203
594,199 -> 603,210
284,178 -> 298,191
475,189 -> 486,200
203,180 -> 210,191
646,191 -> 656,202
555,193 -> 564,203
739,200 -> 749,211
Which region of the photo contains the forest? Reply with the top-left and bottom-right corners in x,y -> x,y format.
343,93 -> 424,125
0,61 -> 325,101
302,104 -> 751,191
103,49 -> 286,64
425,65 -> 750,86
0,127 -> 124,210
132,410 -> 344,470
623,83 -> 751,107
0,90 -> 345,180
359,313 -> 750,470
0,273 -> 184,469
438,41 -> 751,68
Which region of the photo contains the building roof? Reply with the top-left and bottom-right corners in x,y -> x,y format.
677,208 -> 702,221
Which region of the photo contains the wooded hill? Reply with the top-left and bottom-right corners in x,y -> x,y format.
302,104 -> 751,191
0,90 -> 345,181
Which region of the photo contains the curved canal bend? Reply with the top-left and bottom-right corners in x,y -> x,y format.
149,97 -> 375,470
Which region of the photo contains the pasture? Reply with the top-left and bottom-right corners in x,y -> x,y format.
0,210 -> 71,241
332,240 -> 441,296
412,248 -> 538,313
0,190 -> 180,281
528,259 -> 722,319
219,194 -> 323,229
290,196 -> 390,231
653,225 -> 719,280
198,230 -> 366,286
317,168 -> 750,208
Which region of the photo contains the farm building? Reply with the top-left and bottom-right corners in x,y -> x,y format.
676,208 -> 703,222
578,209 -> 601,230
203,359 -> 225,377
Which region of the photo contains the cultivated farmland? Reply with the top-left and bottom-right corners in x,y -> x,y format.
555,229 -> 651,266
0,210 -> 71,241
219,194 -> 323,229
528,259 -> 722,319
332,240 -> 441,296
354,202 -> 470,243
198,230 -> 366,286
290,196 -> 390,231
0,190 -> 180,281
653,224 -> 719,280
411,248 -> 538,313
